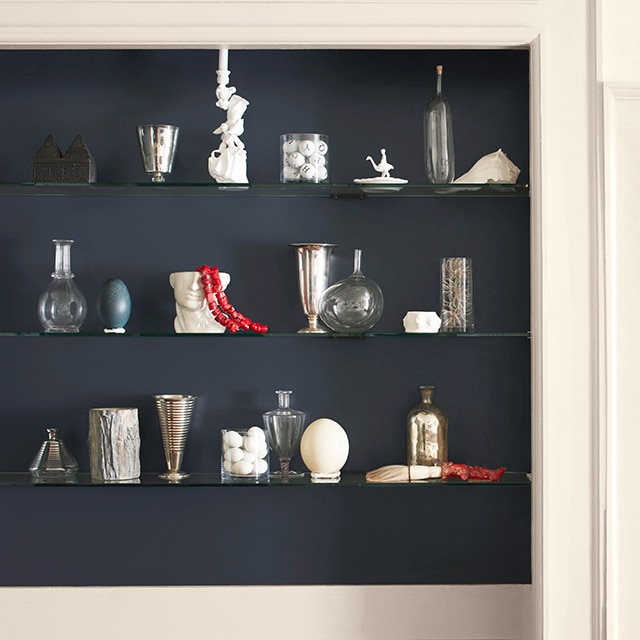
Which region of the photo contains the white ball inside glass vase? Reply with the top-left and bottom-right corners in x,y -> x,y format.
300,418 -> 349,483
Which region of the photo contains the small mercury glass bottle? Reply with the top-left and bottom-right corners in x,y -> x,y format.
407,385 -> 449,473
38,239 -> 87,333
424,64 -> 455,183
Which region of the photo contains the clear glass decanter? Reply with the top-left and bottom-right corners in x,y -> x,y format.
424,64 -> 455,183
37,239 -> 87,333
407,385 -> 449,471
263,390 -> 306,479
318,248 -> 384,333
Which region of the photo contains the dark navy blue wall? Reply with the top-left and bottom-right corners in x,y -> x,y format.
0,48 -> 530,586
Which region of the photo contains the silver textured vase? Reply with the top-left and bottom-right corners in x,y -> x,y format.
154,394 -> 196,481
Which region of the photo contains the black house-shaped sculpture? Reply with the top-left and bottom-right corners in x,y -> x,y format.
32,134 -> 97,183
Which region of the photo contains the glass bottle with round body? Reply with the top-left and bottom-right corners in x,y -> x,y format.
407,385 -> 449,473
424,64 -> 455,184
318,248 -> 384,333
37,239 -> 87,333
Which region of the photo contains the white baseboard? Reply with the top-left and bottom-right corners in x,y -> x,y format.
0,584 -> 532,640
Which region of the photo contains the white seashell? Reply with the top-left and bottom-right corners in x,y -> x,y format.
453,148 -> 521,184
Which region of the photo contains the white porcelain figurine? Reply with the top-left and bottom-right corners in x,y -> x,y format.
169,270 -> 231,333
353,148 -> 408,186
208,48 -> 249,184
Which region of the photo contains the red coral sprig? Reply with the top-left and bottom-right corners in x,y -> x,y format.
442,461 -> 506,482
196,264 -> 268,334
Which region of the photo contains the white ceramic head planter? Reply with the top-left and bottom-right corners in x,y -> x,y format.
300,418 -> 349,483
169,270 -> 230,333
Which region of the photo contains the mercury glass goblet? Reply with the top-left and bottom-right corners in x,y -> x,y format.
137,124 -> 179,183
263,390 -> 306,480
290,243 -> 336,333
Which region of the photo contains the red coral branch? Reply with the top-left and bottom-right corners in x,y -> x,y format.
196,264 -> 268,334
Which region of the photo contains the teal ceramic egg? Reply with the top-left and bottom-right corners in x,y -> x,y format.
96,278 -> 131,332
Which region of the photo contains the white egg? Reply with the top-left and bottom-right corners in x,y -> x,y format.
248,426 -> 266,440
300,418 -> 349,475
242,450 -> 257,463
223,459 -> 233,472
253,459 -> 269,475
224,430 -> 243,448
224,447 -> 244,463
232,459 -> 254,476
299,163 -> 317,181
257,446 -> 269,459
299,139 -> 316,156
282,139 -> 298,154
244,435 -> 261,453
316,140 -> 329,155
287,151 -> 305,168
317,165 -> 329,181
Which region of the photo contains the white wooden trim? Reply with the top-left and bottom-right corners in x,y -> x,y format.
0,3 -> 606,638
0,584 -> 532,640
601,82 -> 640,640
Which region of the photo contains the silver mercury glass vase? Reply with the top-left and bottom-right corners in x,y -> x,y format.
137,124 -> 179,183
290,242 -> 337,333
154,394 -> 197,481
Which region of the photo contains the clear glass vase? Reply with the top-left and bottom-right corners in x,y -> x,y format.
37,239 -> 87,333
406,385 -> 449,472
424,64 -> 455,183
318,248 -> 384,333
440,257 -> 474,333
263,389 -> 306,480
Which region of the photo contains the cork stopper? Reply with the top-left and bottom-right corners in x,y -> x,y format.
436,65 -> 443,75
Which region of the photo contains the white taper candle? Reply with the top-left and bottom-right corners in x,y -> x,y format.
218,47 -> 229,72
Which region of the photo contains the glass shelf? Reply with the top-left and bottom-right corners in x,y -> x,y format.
0,182 -> 530,198
0,331 -> 531,339
0,471 -> 531,488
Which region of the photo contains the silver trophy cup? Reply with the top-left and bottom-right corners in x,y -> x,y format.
290,243 -> 337,333
137,124 -> 179,183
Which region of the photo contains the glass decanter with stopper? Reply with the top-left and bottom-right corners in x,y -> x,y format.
318,248 -> 384,333
424,64 -> 455,183
407,385 -> 449,478
263,390 -> 306,480
37,239 -> 87,333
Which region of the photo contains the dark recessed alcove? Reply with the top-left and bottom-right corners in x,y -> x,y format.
0,48 -> 530,586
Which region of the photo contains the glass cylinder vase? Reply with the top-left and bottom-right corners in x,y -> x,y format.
37,239 -> 87,333
424,64 -> 455,184
406,385 -> 449,471
440,257 -> 474,333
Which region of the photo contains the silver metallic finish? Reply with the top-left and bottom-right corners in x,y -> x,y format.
137,124 -> 179,183
290,243 -> 337,333
153,394 -> 196,481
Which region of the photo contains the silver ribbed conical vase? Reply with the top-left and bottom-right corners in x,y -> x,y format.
154,394 -> 197,481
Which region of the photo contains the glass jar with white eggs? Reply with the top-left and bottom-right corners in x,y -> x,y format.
280,133 -> 329,183
221,427 -> 270,483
